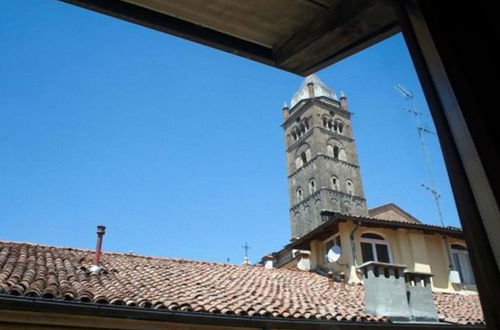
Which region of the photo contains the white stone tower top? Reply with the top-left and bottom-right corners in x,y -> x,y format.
290,74 -> 337,108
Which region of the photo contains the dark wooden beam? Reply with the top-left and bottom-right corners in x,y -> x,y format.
273,0 -> 398,75
394,1 -> 500,328
59,0 -> 275,67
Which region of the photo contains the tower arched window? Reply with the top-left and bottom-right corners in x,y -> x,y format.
331,176 -> 339,190
360,233 -> 392,263
334,119 -> 344,134
346,179 -> 354,195
323,117 -> 328,127
303,119 -> 309,130
333,146 -> 339,158
300,151 -> 308,164
300,124 -> 305,133
296,127 -> 302,138
338,122 -> 344,134
309,179 -> 316,194
296,188 -> 303,202
292,132 -> 298,141
328,119 -> 333,129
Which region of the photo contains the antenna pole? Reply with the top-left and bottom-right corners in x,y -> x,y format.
396,85 -> 445,226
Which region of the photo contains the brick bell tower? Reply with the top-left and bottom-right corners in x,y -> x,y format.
282,75 -> 368,238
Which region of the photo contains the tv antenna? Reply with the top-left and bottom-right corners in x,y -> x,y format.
395,85 -> 445,226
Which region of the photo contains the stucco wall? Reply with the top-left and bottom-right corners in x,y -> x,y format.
312,220 -> 470,293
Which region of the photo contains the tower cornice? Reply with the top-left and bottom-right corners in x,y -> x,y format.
289,188 -> 366,211
287,154 -> 359,179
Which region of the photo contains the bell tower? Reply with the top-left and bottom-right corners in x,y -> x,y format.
282,75 -> 368,238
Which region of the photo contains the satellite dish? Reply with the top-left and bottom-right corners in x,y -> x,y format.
327,245 -> 342,263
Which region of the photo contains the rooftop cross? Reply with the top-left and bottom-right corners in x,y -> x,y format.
241,242 -> 251,258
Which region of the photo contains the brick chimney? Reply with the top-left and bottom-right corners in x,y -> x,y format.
340,91 -> 348,110
282,102 -> 290,120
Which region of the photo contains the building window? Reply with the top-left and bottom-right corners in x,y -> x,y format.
450,244 -> 475,284
309,179 -> 316,194
303,118 -> 309,130
300,151 -> 308,164
360,233 -> 392,263
333,146 -> 339,158
331,176 -> 339,190
292,127 -> 301,140
296,188 -> 303,202
346,179 -> 354,195
336,120 -> 344,134
324,234 -> 342,263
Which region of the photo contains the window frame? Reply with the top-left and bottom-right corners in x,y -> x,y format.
346,179 -> 354,195
331,176 -> 339,190
360,233 -> 393,264
450,244 -> 475,285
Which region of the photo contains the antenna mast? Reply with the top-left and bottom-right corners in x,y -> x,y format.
395,85 -> 445,226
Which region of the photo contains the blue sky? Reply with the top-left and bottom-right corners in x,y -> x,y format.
0,1 -> 459,264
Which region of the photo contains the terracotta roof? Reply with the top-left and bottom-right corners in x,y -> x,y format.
0,241 -> 483,325
324,212 -> 462,234
434,292 -> 484,326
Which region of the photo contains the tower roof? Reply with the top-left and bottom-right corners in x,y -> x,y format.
290,74 -> 337,108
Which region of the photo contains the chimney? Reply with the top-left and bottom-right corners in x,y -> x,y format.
263,254 -> 274,269
359,262 -> 411,321
90,225 -> 106,273
327,271 -> 334,288
358,262 -> 438,322
405,271 -> 439,322
295,250 -> 311,271
307,82 -> 315,98
340,91 -> 348,110
282,102 -> 290,120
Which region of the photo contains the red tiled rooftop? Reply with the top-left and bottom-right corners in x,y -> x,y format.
0,241 -> 483,325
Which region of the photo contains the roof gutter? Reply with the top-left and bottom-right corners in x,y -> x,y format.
0,295 -> 476,329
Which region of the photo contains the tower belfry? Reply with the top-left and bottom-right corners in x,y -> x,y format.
282,75 -> 368,238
